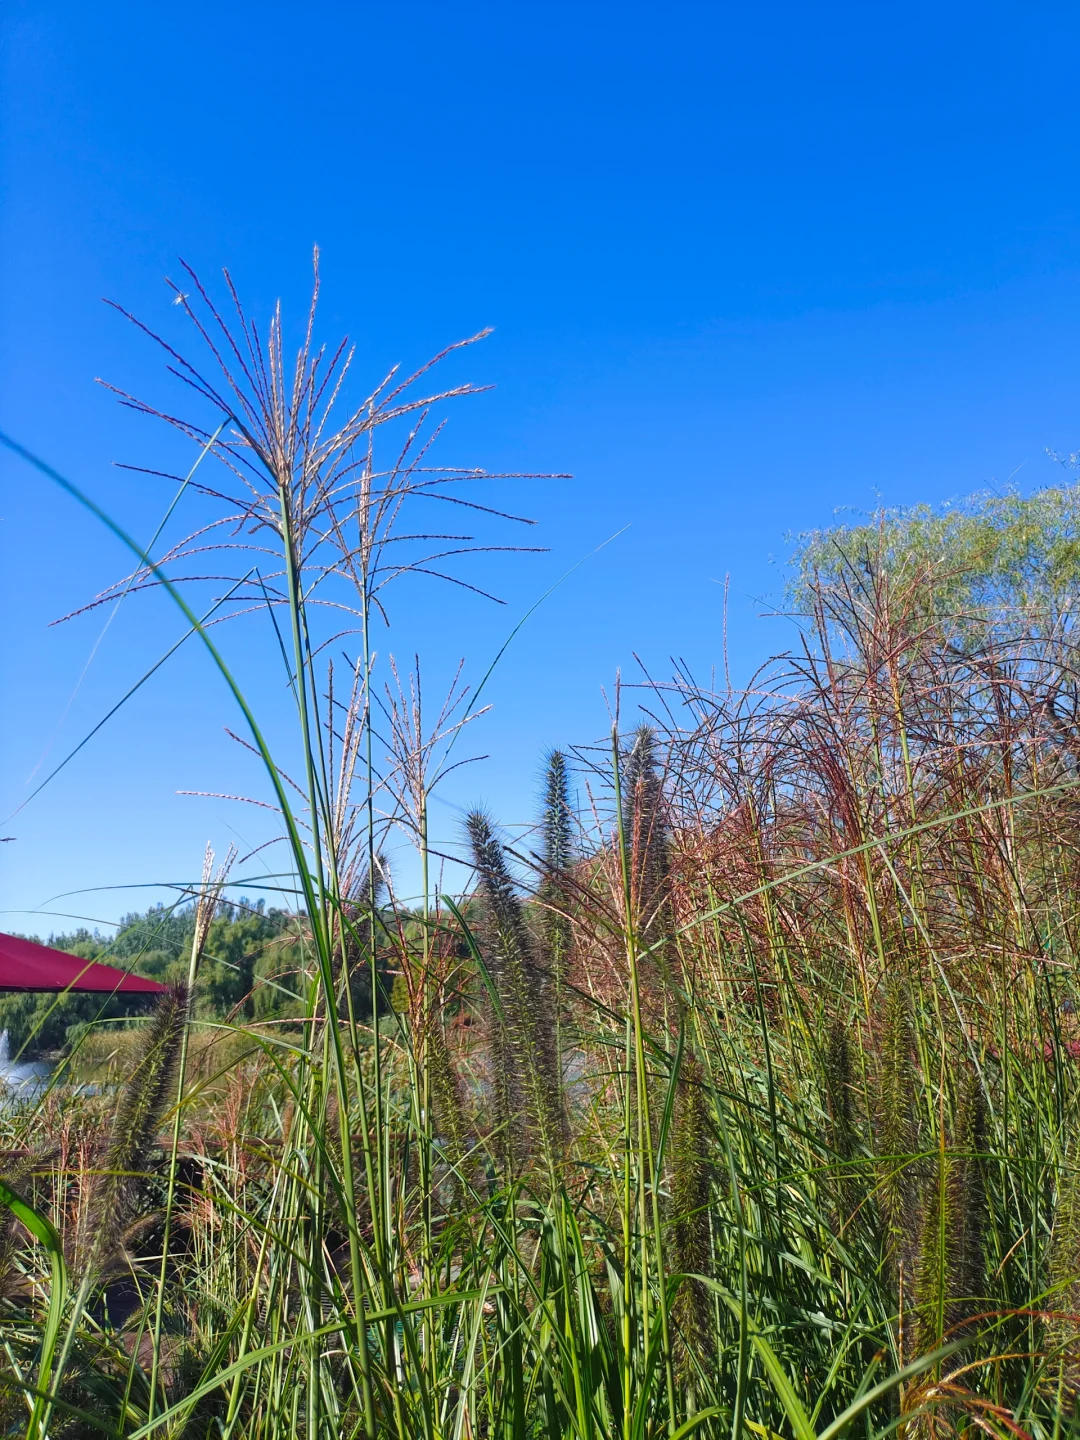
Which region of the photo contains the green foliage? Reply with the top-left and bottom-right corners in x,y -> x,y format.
0,1146 -> 47,1303
109,904 -> 198,964
1047,1147 -> 1080,1401
0,901 -> 309,1058
790,481 -> 1080,634
0,928 -> 148,1059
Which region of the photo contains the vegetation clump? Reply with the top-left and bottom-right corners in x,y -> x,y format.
5,271 -> 1080,1438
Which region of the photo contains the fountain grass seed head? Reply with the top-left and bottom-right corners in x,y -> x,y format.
80,983 -> 189,1281
466,809 -> 564,1181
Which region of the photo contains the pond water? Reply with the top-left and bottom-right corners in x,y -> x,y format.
0,1029 -> 52,1103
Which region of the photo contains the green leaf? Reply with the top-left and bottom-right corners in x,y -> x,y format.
815,1344 -> 959,1440
705,1282 -> 816,1440
0,1176 -> 68,1440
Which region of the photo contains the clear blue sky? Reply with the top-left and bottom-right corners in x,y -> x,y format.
3,0 -> 1080,930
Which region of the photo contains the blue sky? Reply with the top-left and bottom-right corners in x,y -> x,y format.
3,0 -> 1080,930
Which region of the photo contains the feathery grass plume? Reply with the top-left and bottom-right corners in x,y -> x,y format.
537,749 -> 574,1059
823,1014 -> 862,1235
621,724 -> 679,1016
668,1053 -> 714,1393
79,983 -> 188,1281
89,255 -> 551,643
466,810 -> 563,1181
875,976 -> 922,1356
1046,1147 -> 1080,1404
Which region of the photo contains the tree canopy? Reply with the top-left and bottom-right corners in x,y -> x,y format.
0,899 -> 309,1058
789,481 -> 1080,637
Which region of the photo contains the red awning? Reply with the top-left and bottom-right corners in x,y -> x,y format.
0,932 -> 167,994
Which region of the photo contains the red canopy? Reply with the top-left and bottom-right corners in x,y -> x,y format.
0,932 -> 167,995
